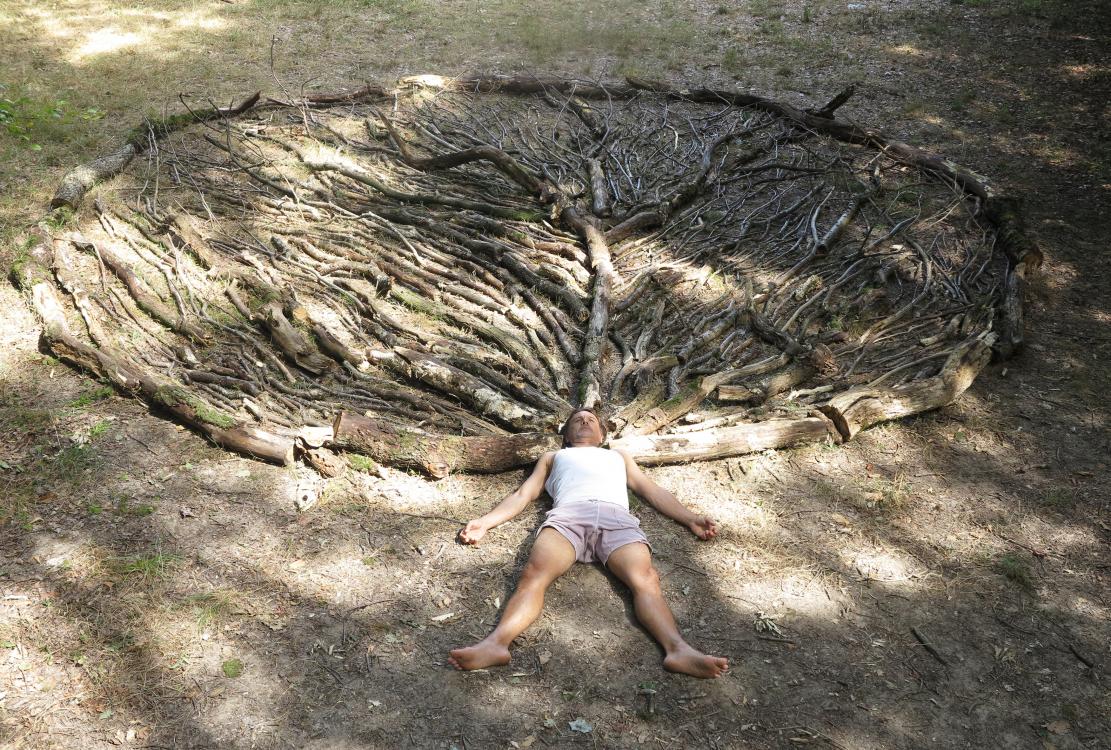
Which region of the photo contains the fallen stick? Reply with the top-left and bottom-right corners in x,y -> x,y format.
911,626 -> 949,666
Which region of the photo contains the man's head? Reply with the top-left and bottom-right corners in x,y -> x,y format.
560,407 -> 607,448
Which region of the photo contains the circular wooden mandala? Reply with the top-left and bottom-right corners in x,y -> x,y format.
19,75 -> 1038,477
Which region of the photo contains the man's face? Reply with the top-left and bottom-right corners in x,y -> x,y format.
564,409 -> 605,447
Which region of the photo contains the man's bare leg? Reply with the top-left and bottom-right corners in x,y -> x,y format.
605,542 -> 729,679
448,528 -> 576,670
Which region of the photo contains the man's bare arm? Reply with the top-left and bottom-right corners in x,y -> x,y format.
459,452 -> 556,544
617,450 -> 719,540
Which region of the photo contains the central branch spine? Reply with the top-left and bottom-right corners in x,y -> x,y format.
561,205 -> 615,409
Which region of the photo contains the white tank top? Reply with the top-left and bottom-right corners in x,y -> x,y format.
544,447 -> 629,510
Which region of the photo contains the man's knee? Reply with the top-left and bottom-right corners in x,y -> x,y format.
624,563 -> 661,594
520,559 -> 559,587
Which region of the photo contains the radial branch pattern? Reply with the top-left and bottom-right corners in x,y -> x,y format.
24,77 -> 1032,473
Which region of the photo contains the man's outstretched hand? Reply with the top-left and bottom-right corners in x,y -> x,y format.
687,515 -> 718,541
458,519 -> 489,545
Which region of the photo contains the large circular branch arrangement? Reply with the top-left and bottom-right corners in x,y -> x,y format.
16,75 -> 1039,478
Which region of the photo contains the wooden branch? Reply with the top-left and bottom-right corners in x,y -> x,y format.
331,411 -> 561,478
717,363 -> 815,405
819,335 -> 995,441
587,158 -> 611,217
610,417 -> 834,465
395,348 -> 549,431
382,115 -> 550,198
69,235 -> 210,343
562,205 -> 616,409
24,246 -> 293,464
331,411 -> 834,477
51,92 -> 260,209
259,302 -> 334,375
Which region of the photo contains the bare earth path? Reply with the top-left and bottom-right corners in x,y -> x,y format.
0,2 -> 1107,748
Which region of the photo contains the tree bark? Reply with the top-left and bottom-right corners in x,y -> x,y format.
332,411 -> 834,476
818,335 -> 995,441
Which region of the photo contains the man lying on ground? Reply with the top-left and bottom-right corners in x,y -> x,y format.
448,407 -> 729,679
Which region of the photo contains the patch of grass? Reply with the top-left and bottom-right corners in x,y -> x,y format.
748,0 -> 784,19
995,553 -> 1034,591
111,552 -> 181,580
51,444 -> 97,478
87,502 -> 103,515
0,86 -> 105,152
43,206 -> 75,230
116,496 -> 156,517
186,590 -> 243,628
813,479 -> 846,502
856,474 -> 911,511
222,658 -> 244,678
1039,486 -> 1075,509
902,99 -> 928,117
1,490 -> 36,531
69,385 -> 114,409
951,88 -> 977,112
88,420 -> 112,439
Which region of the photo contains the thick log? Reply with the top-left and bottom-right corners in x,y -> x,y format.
610,417 -> 834,465
717,363 -> 815,404
332,411 -> 834,476
331,412 -> 561,478
562,205 -> 616,408
818,335 -> 995,441
259,302 -> 334,375
587,158 -> 611,217
51,144 -> 138,210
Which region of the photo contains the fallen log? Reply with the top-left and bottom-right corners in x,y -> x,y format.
332,411 -> 835,477
610,417 -> 834,465
818,334 -> 995,441
332,411 -> 561,478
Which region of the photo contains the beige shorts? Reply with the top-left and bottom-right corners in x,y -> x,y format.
539,499 -> 650,565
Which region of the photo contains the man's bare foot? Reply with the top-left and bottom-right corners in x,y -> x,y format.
447,639 -> 511,671
663,644 -> 729,679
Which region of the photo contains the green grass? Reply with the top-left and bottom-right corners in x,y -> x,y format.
1040,486 -> 1076,509
222,657 -> 244,678
69,385 -> 115,409
996,553 -> 1034,591
186,590 -> 242,628
88,420 -> 112,439
348,454 -> 380,473
111,552 -> 181,580
51,444 -> 98,478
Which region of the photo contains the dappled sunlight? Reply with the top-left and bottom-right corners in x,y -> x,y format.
886,42 -> 927,58
12,2 -> 229,76
75,27 -> 146,60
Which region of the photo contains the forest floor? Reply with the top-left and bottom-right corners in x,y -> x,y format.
0,1 -> 1109,748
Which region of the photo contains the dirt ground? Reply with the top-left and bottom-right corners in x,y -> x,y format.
1,1 -> 1109,748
